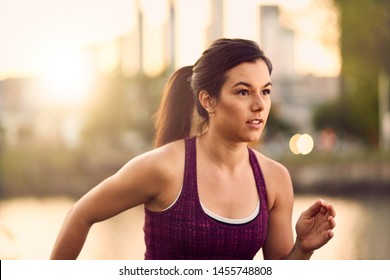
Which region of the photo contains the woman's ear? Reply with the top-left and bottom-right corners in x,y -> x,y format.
199,90 -> 216,114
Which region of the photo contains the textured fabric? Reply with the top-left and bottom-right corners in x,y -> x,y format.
143,137 -> 268,260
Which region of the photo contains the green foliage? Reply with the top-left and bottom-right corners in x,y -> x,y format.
314,0 -> 390,146
313,100 -> 344,131
81,72 -> 169,151
0,145 -> 131,198
265,107 -> 296,138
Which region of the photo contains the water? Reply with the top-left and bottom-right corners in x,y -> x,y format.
0,195 -> 389,260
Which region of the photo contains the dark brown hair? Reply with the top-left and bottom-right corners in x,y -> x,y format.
153,38 -> 272,148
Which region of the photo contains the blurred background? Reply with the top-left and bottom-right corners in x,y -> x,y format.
0,0 -> 389,260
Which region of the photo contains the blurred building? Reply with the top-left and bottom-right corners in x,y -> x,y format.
206,0 -> 224,46
0,2 -> 341,149
0,78 -> 38,146
0,76 -> 93,149
260,5 -> 339,132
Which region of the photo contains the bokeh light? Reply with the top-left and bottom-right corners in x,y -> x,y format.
297,133 -> 314,155
289,133 -> 314,155
289,134 -> 302,155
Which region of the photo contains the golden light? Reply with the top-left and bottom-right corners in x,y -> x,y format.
276,0 -> 311,12
295,38 -> 341,77
40,47 -> 94,107
139,0 -> 169,77
289,134 -> 302,155
98,41 -> 120,74
175,0 -> 211,68
297,133 -> 314,155
289,133 -> 314,155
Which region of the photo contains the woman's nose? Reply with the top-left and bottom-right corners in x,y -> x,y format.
251,93 -> 265,112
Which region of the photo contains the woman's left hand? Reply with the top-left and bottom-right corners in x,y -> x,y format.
295,199 -> 336,254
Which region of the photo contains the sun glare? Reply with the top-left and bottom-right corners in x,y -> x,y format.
40,47 -> 94,107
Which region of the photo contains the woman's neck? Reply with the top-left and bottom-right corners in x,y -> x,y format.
197,132 -> 249,171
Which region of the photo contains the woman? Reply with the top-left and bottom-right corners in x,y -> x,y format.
51,38 -> 336,260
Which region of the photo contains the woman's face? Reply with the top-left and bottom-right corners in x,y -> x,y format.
210,59 -> 272,144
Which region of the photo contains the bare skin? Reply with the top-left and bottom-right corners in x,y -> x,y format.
50,60 -> 336,260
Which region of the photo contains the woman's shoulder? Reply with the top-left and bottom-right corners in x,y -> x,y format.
112,139 -> 186,208
140,140 -> 187,209
251,149 -> 293,209
129,139 -> 186,177
251,149 -> 291,179
151,139 -> 186,164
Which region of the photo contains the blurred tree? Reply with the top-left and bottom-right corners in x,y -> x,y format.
81,75 -> 129,149
266,106 -> 296,137
314,0 -> 390,147
81,72 -> 167,152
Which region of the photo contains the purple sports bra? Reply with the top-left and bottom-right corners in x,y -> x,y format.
143,137 -> 268,259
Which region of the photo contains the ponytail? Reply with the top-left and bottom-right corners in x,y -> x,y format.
153,66 -> 195,148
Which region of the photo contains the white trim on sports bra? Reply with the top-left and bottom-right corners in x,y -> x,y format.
200,200 -> 260,224
162,187 -> 260,225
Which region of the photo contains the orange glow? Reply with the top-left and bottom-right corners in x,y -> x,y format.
40,47 -> 94,107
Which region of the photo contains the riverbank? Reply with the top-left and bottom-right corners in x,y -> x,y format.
0,146 -> 389,198
279,150 -> 390,195
286,161 -> 390,195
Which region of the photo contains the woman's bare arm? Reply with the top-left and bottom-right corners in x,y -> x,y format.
50,145 -> 180,259
260,155 -> 336,260
261,159 -> 295,260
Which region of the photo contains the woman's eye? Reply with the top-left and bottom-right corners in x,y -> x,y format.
262,89 -> 271,95
238,90 -> 250,96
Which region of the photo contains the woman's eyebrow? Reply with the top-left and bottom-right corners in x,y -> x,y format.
232,81 -> 273,88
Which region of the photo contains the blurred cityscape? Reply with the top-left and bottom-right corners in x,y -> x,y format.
1,0 -> 389,198
0,0 -> 389,260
